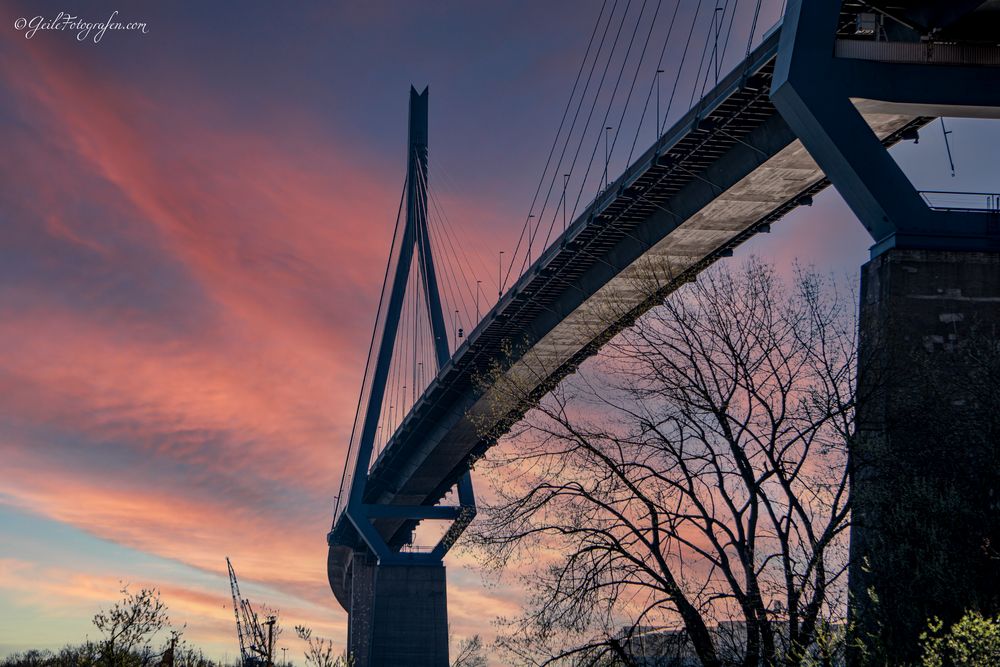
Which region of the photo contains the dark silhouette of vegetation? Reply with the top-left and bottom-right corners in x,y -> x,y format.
292,626 -> 351,667
92,585 -> 170,665
471,260 -> 858,666
451,635 -> 487,667
0,584 -> 265,667
0,585 -> 180,666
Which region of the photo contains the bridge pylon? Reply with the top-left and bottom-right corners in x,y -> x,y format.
327,87 -> 475,667
773,2 -> 1000,663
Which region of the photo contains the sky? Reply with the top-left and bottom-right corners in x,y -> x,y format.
1,0 -> 998,663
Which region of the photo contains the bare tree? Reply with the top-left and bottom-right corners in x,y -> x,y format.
294,626 -> 353,667
93,585 -> 172,666
451,635 -> 488,667
470,259 -> 856,666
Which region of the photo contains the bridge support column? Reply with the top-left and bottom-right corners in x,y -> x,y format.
348,553 -> 449,667
328,85 -> 475,665
347,552 -> 375,666
852,248 -> 1000,663
772,2 -> 1000,660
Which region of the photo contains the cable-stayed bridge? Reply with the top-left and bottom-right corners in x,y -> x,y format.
326,2 -> 1000,664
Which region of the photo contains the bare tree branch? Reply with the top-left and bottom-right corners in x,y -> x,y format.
469,259 -> 855,666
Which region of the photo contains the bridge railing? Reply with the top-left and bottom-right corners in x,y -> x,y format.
920,190 -> 1000,213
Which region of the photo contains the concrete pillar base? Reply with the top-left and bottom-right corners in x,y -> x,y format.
347,552 -> 376,666
348,553 -> 449,667
850,249 -> 1000,664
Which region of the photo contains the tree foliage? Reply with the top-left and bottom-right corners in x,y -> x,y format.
0,585 -> 186,667
92,585 -> 170,666
920,611 -> 1000,667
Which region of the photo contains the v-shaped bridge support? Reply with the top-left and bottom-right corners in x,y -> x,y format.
340,86 -> 476,566
771,0 -> 1000,257
771,4 -> 1000,664
331,86 -> 476,667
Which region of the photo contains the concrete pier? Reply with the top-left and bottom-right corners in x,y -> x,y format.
851,249 -> 1000,663
348,554 -> 450,666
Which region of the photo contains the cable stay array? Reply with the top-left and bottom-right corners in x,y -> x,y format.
333,98 -> 501,520
332,0 -> 793,520
501,0 -> 783,293
352,159 -> 505,467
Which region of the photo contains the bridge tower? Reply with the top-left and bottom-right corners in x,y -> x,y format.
773,2 -> 1000,663
327,87 -> 476,667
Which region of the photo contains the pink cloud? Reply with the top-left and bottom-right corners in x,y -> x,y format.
0,25 -> 525,662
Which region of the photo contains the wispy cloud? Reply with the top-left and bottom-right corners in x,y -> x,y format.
0,13 -> 521,657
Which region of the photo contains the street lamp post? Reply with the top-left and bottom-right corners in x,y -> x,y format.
656,69 -> 664,135
498,251 -> 504,299
604,126 -> 613,189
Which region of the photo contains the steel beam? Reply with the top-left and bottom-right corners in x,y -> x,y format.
774,3 -> 1000,663
772,0 -> 1000,255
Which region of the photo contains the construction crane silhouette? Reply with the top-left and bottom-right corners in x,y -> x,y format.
226,557 -> 276,667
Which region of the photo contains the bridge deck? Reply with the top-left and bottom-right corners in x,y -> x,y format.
328,28 -> 928,609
